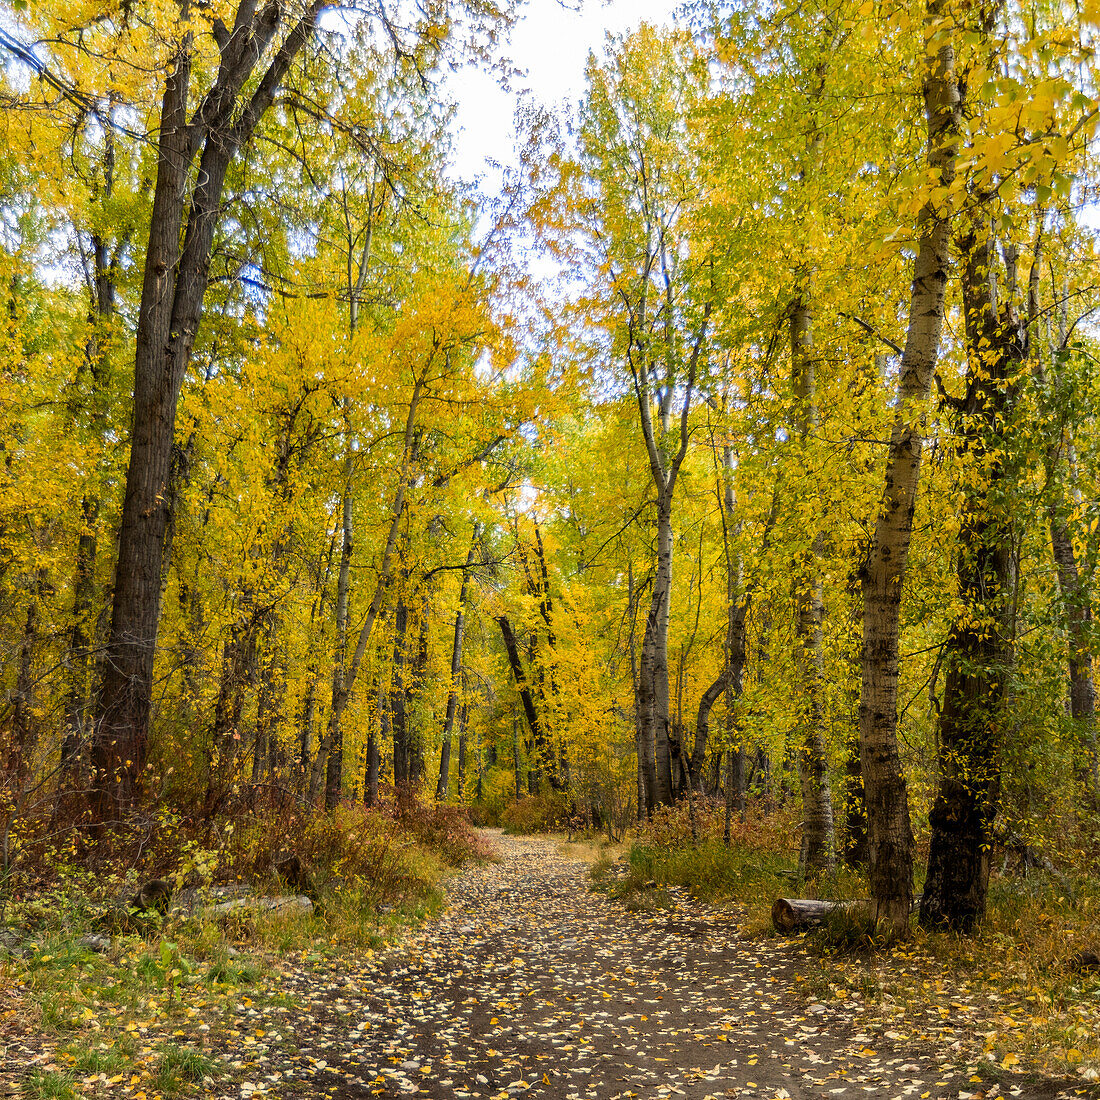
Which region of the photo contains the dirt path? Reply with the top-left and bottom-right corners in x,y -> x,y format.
239,832 -> 1084,1100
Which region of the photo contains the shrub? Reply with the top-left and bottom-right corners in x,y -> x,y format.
501,792 -> 571,834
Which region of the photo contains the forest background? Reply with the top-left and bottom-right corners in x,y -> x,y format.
1,0 -> 1099,984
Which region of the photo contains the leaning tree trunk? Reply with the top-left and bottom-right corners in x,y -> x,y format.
497,614 -> 544,753
859,0 -> 961,939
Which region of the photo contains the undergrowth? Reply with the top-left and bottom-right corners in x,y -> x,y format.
501,792 -> 571,834
1,797 -> 489,1098
597,799 -> 809,925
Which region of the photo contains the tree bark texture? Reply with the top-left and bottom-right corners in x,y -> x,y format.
630,290 -> 711,812
391,596 -> 411,789
497,615 -> 544,751
859,0 -> 960,938
920,224 -> 1022,932
93,1 -> 325,821
324,448 -> 355,811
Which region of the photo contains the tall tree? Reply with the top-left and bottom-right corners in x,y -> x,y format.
859,0 -> 962,938
919,221 -> 1026,930
0,0 -> 512,821
568,27 -> 712,810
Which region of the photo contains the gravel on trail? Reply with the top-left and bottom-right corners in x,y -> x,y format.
234,831 -> 1089,1100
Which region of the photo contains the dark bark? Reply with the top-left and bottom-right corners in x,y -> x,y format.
391,596 -> 411,789
364,725 -> 379,807
920,224 -> 1023,933
205,626 -> 254,819
92,1 -> 325,821
252,625 -> 282,787
7,590 -> 42,792
1051,517 -> 1097,787
62,214 -> 119,779
497,615 -> 543,749
841,726 -> 868,868
513,714 -> 523,799
298,676 -> 317,785
457,703 -> 468,797
325,447 -> 355,811
409,612 -> 429,785
790,295 -> 835,876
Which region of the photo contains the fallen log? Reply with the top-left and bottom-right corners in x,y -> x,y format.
772,898 -> 855,934
206,895 -> 314,919
772,895 -> 922,934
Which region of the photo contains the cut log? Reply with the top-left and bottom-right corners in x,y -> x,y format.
772,895 -> 921,934
772,898 -> 851,933
206,895 -> 313,919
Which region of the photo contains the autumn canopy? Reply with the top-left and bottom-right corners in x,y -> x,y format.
1,0 -> 1098,940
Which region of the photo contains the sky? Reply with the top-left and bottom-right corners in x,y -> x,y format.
446,0 -> 680,186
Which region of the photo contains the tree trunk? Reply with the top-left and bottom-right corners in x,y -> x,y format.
92,1 -> 325,820
206,623 -> 255,819
859,0 -> 960,939
324,449 -> 354,811
364,724 -> 379,807
1051,518 -> 1097,784
920,223 -> 1021,932
409,610 -> 429,786
639,491 -> 676,805
626,563 -> 646,820
791,296 -> 835,875
7,589 -> 42,792
252,622 -> 282,788
630,297 -> 711,812
457,703 -> 469,799
513,713 -> 523,799
497,615 -> 543,749
391,596 -> 411,790
62,222 -> 117,775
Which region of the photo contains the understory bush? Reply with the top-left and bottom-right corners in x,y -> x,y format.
501,791 -> 571,834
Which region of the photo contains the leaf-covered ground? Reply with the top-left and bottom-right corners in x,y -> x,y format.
203,833 -> 1097,1100
5,830 -> 1098,1100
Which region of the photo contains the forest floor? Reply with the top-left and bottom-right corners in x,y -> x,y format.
169,831 -> 1097,1100
4,829 -> 1098,1100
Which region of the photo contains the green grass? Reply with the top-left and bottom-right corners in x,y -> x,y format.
599,838 -> 808,926
23,1069 -> 78,1100
67,1044 -> 126,1075
151,1043 -> 220,1094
